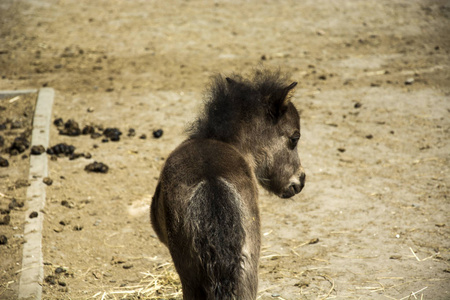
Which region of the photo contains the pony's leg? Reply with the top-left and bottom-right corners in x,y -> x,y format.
179,277 -> 207,300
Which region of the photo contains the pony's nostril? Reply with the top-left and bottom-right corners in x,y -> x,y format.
292,184 -> 302,193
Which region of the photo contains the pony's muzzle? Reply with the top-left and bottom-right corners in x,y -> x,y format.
282,171 -> 306,198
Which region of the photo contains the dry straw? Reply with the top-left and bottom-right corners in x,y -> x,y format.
92,263 -> 182,299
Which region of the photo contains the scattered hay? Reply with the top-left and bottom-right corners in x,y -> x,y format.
318,274 -> 335,300
399,286 -> 428,300
408,247 -> 440,262
92,263 -> 182,300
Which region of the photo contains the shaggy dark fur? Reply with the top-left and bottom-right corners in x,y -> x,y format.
185,178 -> 245,298
151,69 -> 305,300
188,70 -> 296,143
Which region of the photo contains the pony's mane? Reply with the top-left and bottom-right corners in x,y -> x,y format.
187,70 -> 292,142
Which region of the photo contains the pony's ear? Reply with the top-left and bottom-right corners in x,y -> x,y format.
269,82 -> 297,119
225,77 -> 236,85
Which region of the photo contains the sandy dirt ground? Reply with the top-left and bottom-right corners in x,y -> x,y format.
1,0 -> 449,299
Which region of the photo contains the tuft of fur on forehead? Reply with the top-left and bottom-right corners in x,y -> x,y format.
187,69 -> 296,142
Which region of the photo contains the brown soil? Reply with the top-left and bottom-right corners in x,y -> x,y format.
0,91 -> 36,300
1,0 -> 449,299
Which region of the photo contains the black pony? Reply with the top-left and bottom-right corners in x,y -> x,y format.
151,70 -> 305,299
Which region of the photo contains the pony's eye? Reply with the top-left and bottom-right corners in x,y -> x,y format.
289,132 -> 300,148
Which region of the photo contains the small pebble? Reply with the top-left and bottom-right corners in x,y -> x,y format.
405,78 -> 414,85
316,29 -> 325,35
59,220 -> 70,226
43,177 -> 53,186
354,102 -> 362,109
13,179 -> 30,189
139,134 -> 147,139
87,107 -> 95,112
29,211 -> 38,218
365,134 -> 373,139
127,128 -> 136,137
58,281 -> 67,287
111,256 -> 126,264
9,198 -> 24,210
153,129 -> 163,138
11,120 -> 23,129
0,235 -> 7,245
271,293 -> 281,297
53,118 -> 64,127
370,82 -> 381,87
122,263 -> 134,269
0,156 -> 9,167
308,238 -> 319,244
61,200 -> 74,208
294,277 -> 311,288
0,215 -> 11,225
45,275 -> 57,285
53,227 -> 63,233
73,225 -> 83,231
55,267 -> 66,274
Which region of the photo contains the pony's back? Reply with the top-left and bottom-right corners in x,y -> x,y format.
151,139 -> 260,300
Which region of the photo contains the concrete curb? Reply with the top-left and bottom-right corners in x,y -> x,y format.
18,88 -> 54,300
0,89 -> 38,95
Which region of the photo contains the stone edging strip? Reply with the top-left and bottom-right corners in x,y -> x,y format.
18,88 -> 55,300
0,89 -> 38,95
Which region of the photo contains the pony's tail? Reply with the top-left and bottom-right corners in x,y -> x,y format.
186,178 -> 245,299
